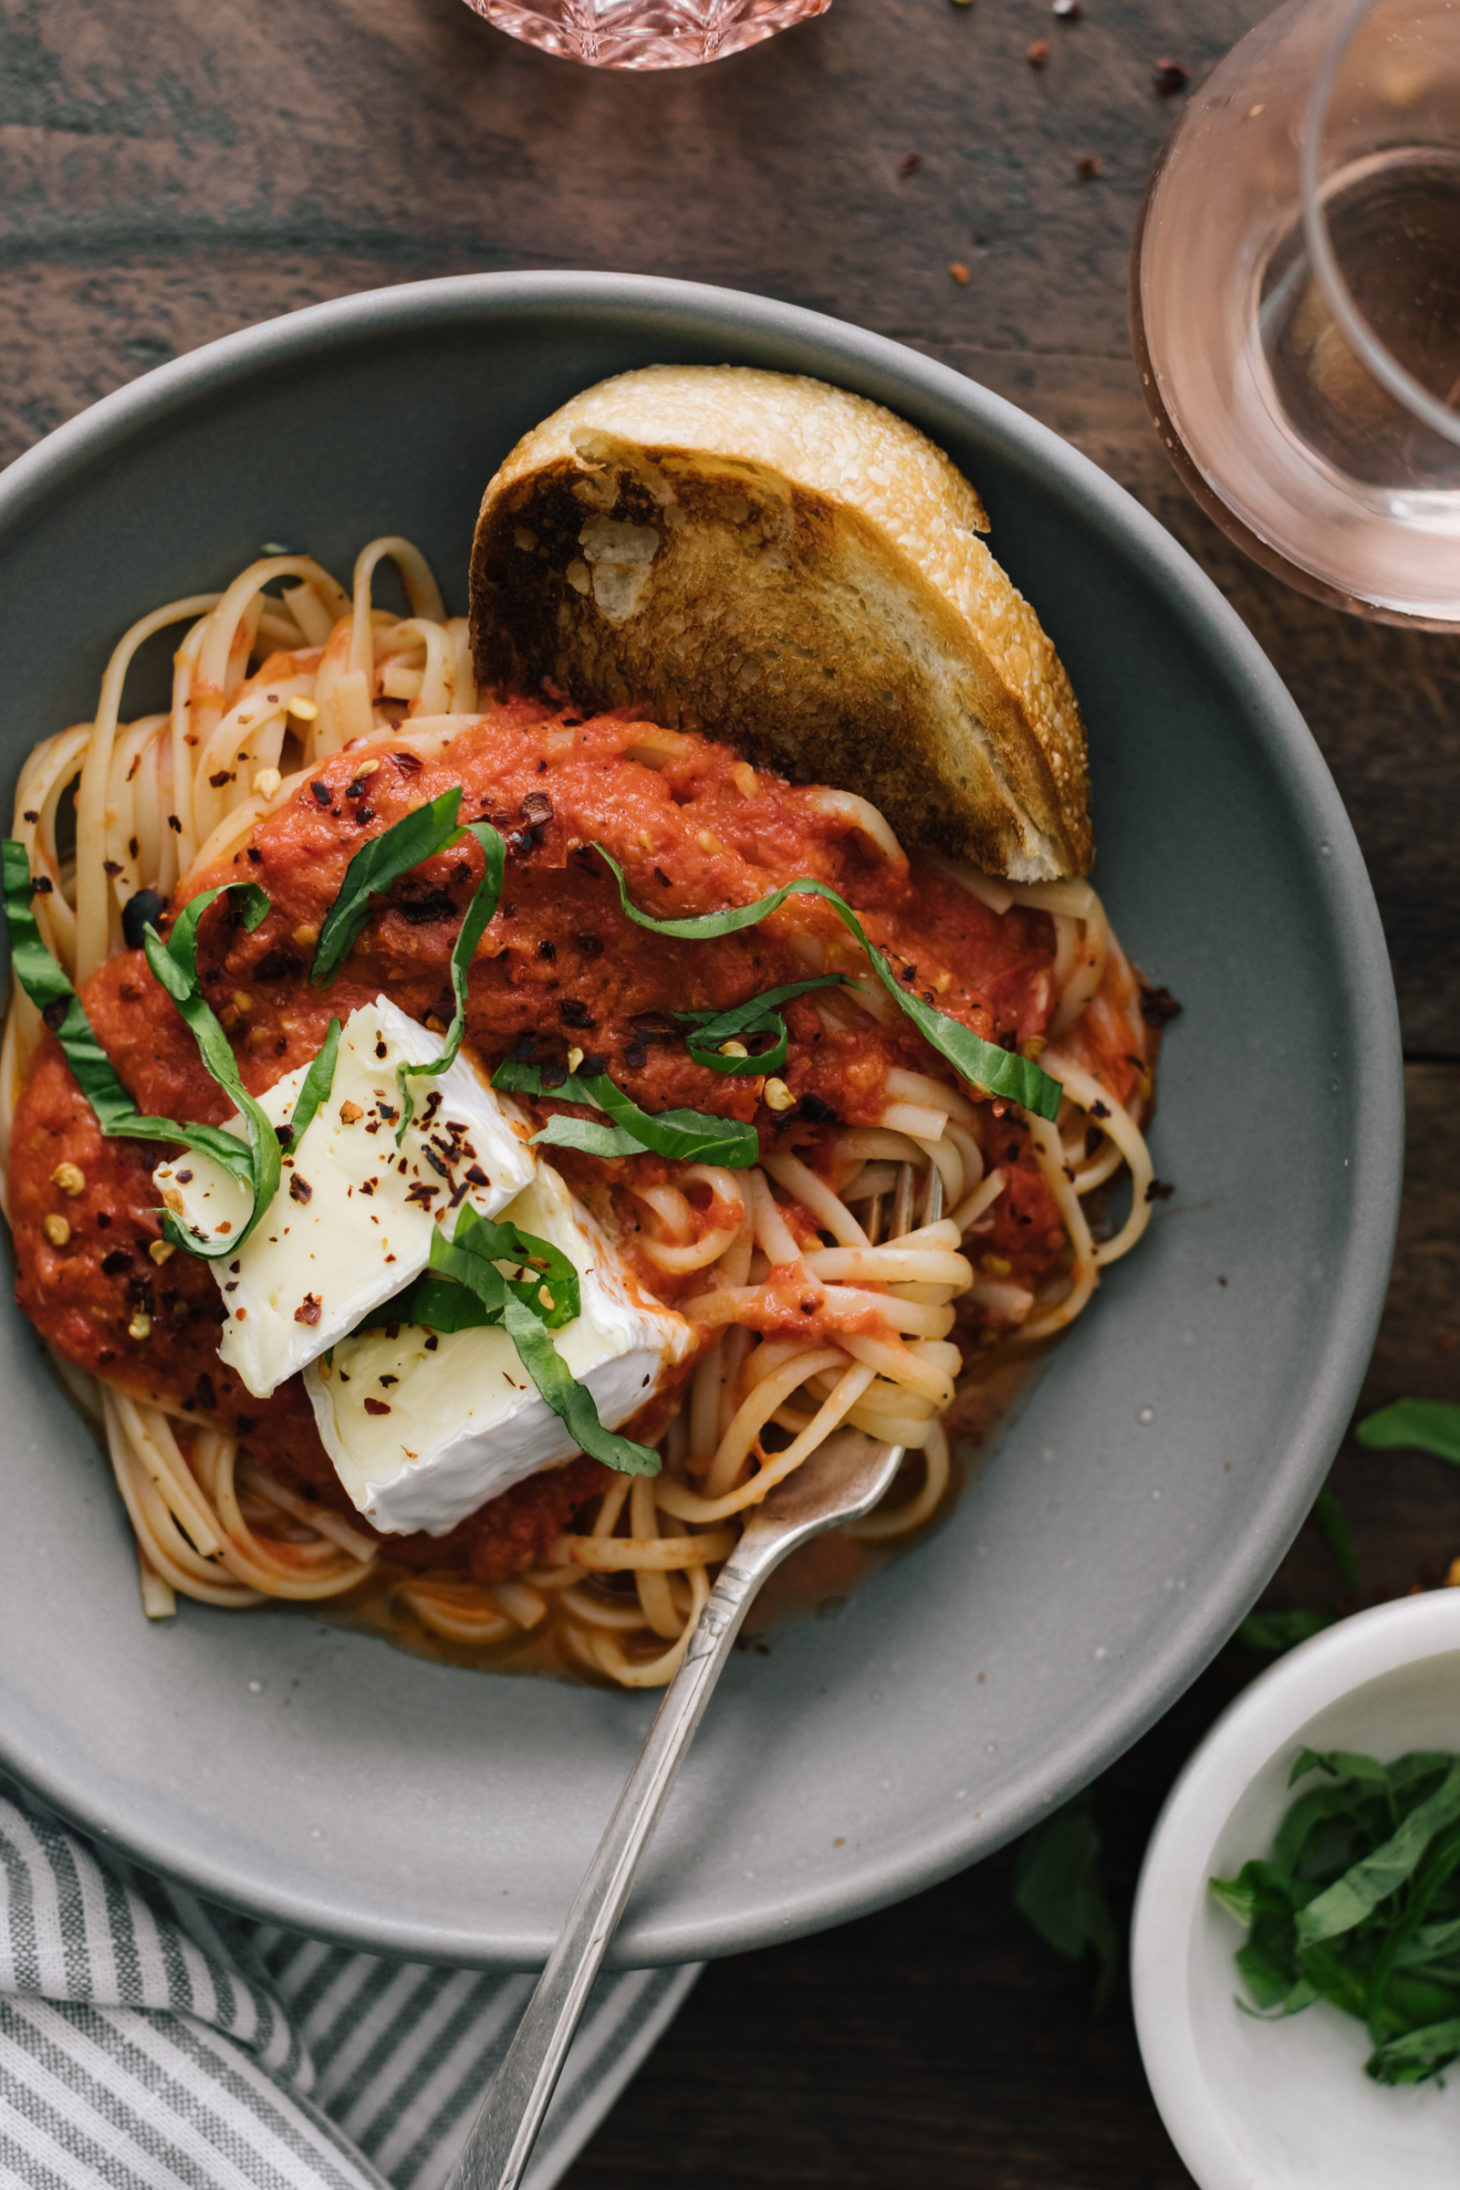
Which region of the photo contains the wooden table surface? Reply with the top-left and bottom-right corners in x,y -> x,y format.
2,1 -> 1457,2180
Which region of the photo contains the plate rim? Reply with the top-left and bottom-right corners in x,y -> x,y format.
0,269 -> 1405,1966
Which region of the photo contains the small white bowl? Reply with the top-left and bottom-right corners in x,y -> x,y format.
1132,1592 -> 1460,2190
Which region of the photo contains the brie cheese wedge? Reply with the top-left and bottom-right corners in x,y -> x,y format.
154,996 -> 536,1399
304,1162 -> 693,1536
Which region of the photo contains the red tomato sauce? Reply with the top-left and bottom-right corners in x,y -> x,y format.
10,703 -> 1080,1578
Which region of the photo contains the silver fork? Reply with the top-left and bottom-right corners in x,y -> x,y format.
448,1165 -> 943,2190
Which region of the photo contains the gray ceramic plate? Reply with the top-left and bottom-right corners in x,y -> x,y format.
0,273 -> 1401,1968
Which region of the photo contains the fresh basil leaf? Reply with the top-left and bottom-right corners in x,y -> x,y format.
286,1018 -> 341,1151
584,1073 -> 759,1167
1396,1915 -> 1460,1970
491,1056 -> 760,1169
1217,1747 -> 1460,2081
396,820 -> 505,1138
1012,1791 -> 1118,2011
379,1203 -> 658,1477
491,1054 -> 563,1098
1367,2015 -> 1460,2085
0,842 -> 283,1262
1275,1782 -> 1381,1878
591,842 -> 1065,1122
1209,1861 -> 1301,1930
157,881 -> 270,981
500,1291 -> 660,1478
435,1205 -> 581,1331
383,1271 -> 499,1335
1235,1609 -> 1335,1654
531,1115 -> 648,1159
367,1207 -> 583,1337
311,787 -> 466,987
1298,1940 -> 1369,2020
1297,1764 -> 1460,1949
1234,1947 -> 1313,2017
1356,1399 -> 1460,1466
676,974 -> 849,1077
141,883 -> 281,1257
1297,1749 -> 1411,1793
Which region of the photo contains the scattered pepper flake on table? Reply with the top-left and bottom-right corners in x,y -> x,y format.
948,261 -> 971,285
1154,57 -> 1190,94
1026,38 -> 1049,67
1077,153 -> 1103,180
896,153 -> 922,178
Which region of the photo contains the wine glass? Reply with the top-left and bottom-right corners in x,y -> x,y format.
464,0 -> 831,69
1132,0 -> 1460,629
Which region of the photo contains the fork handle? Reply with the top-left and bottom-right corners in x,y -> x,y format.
447,1521 -> 784,2190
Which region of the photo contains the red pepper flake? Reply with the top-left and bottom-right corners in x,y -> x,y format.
1026,38 -> 1049,66
897,153 -> 923,178
289,1173 -> 313,1204
1146,1178 -> 1176,1202
1077,153 -> 1103,179
519,790 -> 554,828
949,261 -> 971,285
1154,57 -> 1190,95
363,1396 -> 391,1415
310,781 -> 332,807
294,1293 -> 322,1326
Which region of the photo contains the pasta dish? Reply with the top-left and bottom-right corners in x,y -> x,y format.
0,375 -> 1173,1691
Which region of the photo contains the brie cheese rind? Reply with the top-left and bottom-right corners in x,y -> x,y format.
304,1163 -> 693,1536
153,996 -> 536,1400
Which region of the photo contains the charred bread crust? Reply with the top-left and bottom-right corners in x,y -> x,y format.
470,365 -> 1093,881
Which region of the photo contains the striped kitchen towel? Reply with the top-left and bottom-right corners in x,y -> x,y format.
0,1776 -> 697,2190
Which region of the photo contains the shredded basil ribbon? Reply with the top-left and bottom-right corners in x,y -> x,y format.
376,1207 -> 660,1478
287,1018 -> 341,1151
591,844 -> 1065,1122
311,787 -> 468,988
395,821 -> 505,1140
1,842 -> 280,1259
675,974 -> 849,1077
493,1056 -> 759,1169
306,788 -> 509,1138
1211,1748 -> 1460,2082
379,1206 -> 579,1333
137,883 -> 283,1256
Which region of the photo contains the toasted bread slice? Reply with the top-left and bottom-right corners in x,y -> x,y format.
470,365 -> 1091,880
